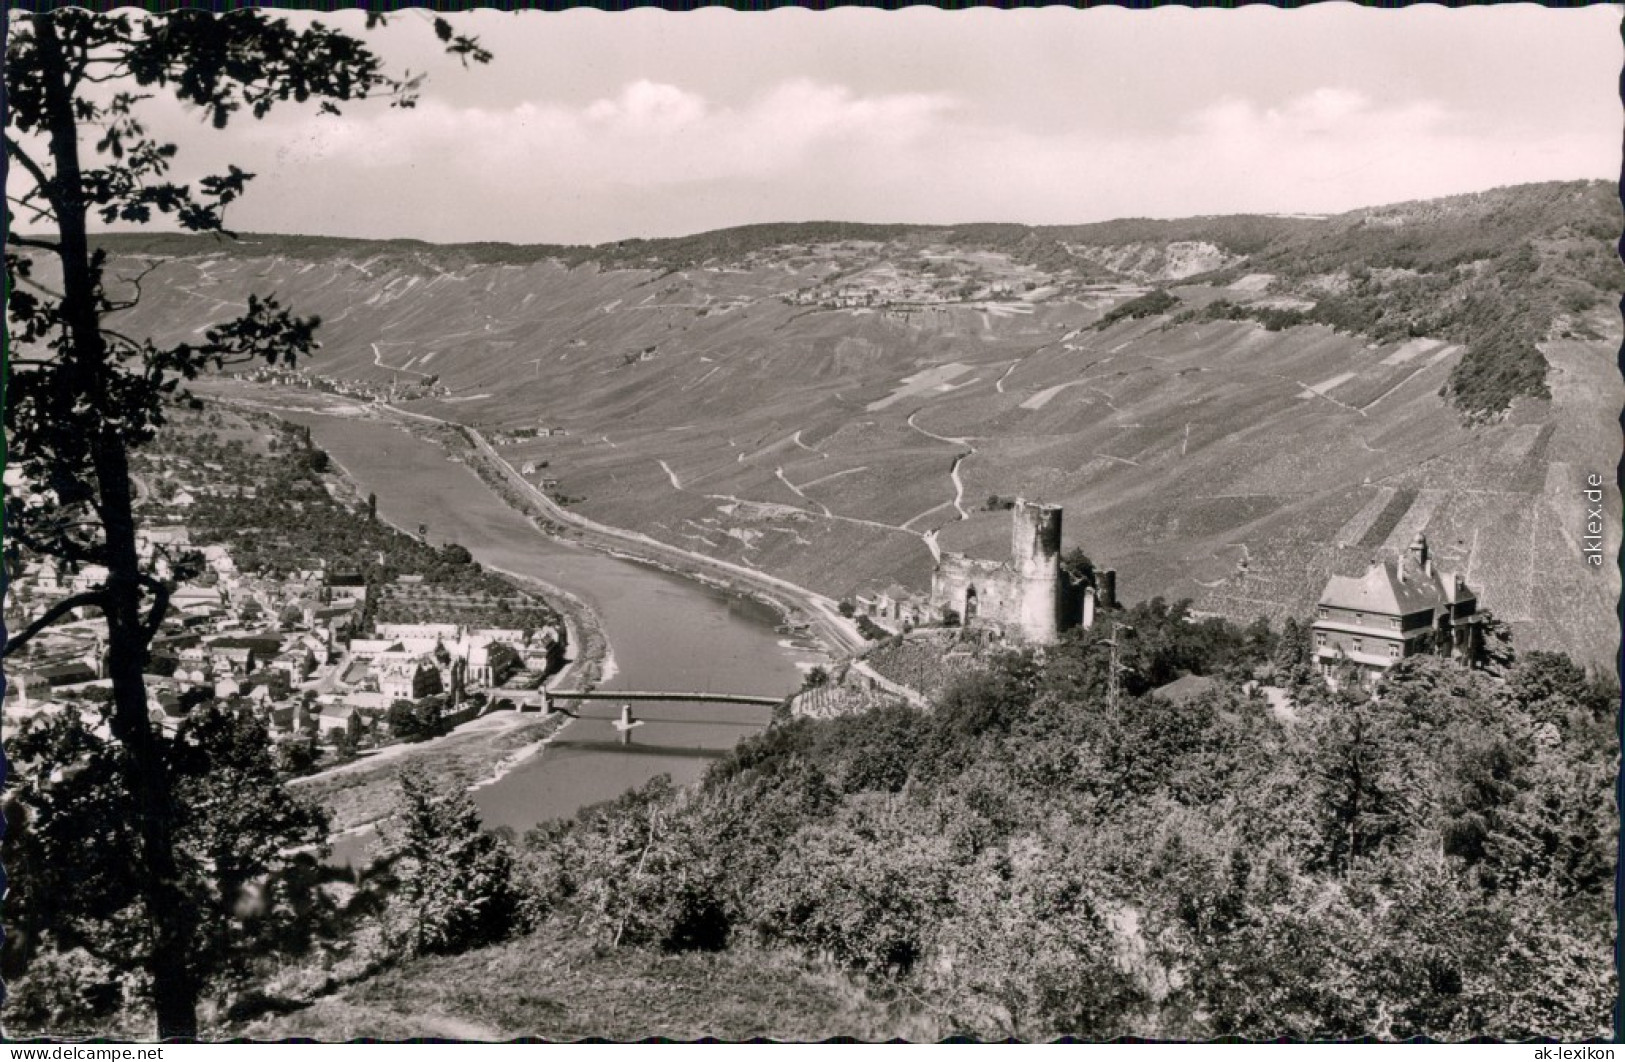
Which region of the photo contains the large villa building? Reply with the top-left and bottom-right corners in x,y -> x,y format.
1312,534 -> 1481,686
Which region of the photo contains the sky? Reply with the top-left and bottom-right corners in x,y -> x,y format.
50,4 -> 1625,245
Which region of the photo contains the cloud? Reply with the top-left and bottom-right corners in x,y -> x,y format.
248,77 -> 957,192
174,78 -> 1612,244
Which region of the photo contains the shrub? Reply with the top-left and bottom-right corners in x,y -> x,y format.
385,767 -> 534,956
1095,288 -> 1179,330
4,945 -> 127,1034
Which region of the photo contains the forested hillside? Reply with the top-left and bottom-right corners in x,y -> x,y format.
203,610 -> 1617,1042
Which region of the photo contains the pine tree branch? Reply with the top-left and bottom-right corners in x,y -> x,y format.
4,589 -> 108,658
137,573 -> 171,640
7,232 -> 61,253
14,270 -> 66,301
4,135 -> 57,206
6,522 -> 108,567
102,258 -> 162,312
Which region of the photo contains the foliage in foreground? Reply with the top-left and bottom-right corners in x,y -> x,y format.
10,597 -> 1613,1041
4,7 -> 489,1037
3,706 -> 330,1033
383,767 -> 535,957
520,615 -> 1616,1041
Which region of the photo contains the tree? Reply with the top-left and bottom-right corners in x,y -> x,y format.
1059,546 -> 1095,588
1300,694 -> 1428,874
387,696 -> 444,743
298,447 -> 330,474
1476,609 -> 1517,676
1274,616 -> 1314,687
4,705 -> 328,1030
327,724 -> 359,765
751,811 -> 954,975
4,10 -> 488,1037
275,731 -> 322,777
385,767 -> 531,956
932,843 -> 1149,1039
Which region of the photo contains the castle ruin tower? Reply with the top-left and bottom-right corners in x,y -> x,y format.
1011,498 -> 1065,644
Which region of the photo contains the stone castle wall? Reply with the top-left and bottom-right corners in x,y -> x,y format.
929,499 -> 1081,644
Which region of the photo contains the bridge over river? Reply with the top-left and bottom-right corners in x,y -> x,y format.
544,690 -> 793,750
547,689 -> 788,707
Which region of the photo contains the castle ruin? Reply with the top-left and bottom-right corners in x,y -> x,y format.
928,499 -> 1112,644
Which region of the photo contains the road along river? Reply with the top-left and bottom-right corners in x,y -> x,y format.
278,408 -> 823,851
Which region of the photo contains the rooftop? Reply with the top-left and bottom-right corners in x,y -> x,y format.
1151,673 -> 1221,705
1319,554 -> 1473,617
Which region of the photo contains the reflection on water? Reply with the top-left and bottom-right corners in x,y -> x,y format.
287,410 -> 813,861
475,701 -> 772,836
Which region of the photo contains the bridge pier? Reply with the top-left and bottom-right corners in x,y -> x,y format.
612,702 -> 645,745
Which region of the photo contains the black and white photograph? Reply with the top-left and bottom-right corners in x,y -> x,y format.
2,3 -> 1620,1043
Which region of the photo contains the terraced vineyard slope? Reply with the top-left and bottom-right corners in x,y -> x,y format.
77,179 -> 1623,665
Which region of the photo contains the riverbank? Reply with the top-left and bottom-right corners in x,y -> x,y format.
295,709 -> 571,844
250,404 -> 616,846
380,401 -> 867,661
213,383 -> 854,845
218,384 -> 860,660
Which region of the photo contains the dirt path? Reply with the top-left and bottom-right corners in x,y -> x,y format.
791,429 -> 828,459
900,500 -> 956,531
798,465 -> 867,489
776,467 -> 834,517
372,342 -> 433,380
905,409 -> 977,528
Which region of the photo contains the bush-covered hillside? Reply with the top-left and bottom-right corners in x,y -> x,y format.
1245,181 -> 1622,419
512,612 -> 1615,1040
226,602 -> 1609,1043
14,595 -> 1612,1040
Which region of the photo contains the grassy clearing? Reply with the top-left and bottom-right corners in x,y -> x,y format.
228,921 -> 930,1042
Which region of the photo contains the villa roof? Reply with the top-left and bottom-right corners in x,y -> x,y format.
1151,673 -> 1220,705
1319,558 -> 1472,617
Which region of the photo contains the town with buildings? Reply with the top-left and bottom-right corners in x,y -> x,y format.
3,527 -> 566,766
2,403 -> 568,773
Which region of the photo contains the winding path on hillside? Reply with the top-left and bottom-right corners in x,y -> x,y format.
904,408 -> 978,528
775,467 -> 835,517
791,430 -> 828,459
658,451 -> 914,539
372,342 -> 433,380
797,465 -> 867,489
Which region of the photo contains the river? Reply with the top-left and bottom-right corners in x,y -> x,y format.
279,408 -> 819,846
